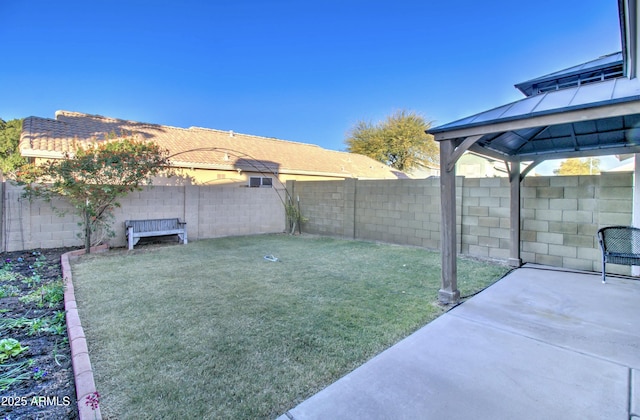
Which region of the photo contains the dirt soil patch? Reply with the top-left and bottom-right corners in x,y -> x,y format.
0,247 -> 79,420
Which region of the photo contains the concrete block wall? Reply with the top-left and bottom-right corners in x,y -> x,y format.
290,178 -> 460,250
353,178 -> 442,248
3,184 -> 80,252
196,186 -> 286,238
288,180 -> 347,238
521,173 -> 632,274
460,177 -> 511,260
4,173 -> 634,275
2,183 -> 286,252
289,173 -> 635,273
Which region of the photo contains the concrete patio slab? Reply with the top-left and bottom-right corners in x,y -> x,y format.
278,265 -> 640,420
453,266 -> 640,370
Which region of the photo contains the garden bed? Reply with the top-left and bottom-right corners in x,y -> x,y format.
0,247 -> 79,419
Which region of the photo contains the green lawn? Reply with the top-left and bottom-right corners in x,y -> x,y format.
71,234 -> 510,419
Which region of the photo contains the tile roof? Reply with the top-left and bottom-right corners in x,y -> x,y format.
21,111 -> 403,179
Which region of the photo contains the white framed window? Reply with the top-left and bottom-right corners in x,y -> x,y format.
249,176 -> 273,188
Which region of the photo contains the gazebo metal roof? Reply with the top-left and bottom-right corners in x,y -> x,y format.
514,52 -> 623,97
429,71 -> 640,166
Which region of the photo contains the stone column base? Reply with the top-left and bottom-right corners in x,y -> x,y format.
508,258 -> 523,267
438,289 -> 460,305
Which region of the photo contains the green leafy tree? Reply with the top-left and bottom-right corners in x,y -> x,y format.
553,157 -> 600,175
16,138 -> 171,253
345,110 -> 439,172
0,118 -> 26,177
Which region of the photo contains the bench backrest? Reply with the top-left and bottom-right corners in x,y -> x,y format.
125,219 -> 182,233
597,226 -> 640,254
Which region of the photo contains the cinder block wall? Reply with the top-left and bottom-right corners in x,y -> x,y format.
521,173 -> 632,273
288,178 -> 443,248
2,183 -> 286,251
289,178 -> 460,250
288,173 -> 634,273
3,185 -> 80,252
4,174 -> 634,275
195,185 -> 286,238
353,178 -> 444,248
286,180 -> 348,238
459,177 -> 511,260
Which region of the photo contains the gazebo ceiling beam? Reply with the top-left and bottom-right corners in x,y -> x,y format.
569,123 -> 579,150
466,139 -> 640,163
513,125 -> 551,155
520,158 -> 545,180
447,135 -> 483,172
516,144 -> 640,160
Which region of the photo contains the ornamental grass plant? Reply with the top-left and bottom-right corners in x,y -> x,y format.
71,234 -> 510,419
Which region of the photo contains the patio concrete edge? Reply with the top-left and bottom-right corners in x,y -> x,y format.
62,244 -> 108,420
632,368 -> 639,418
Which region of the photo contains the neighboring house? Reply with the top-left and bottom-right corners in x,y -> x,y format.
456,152 -> 507,178
604,157 -> 635,172
20,111 -> 404,186
404,163 -> 440,178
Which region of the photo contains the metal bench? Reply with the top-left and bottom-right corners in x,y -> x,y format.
125,218 -> 187,250
597,225 -> 640,283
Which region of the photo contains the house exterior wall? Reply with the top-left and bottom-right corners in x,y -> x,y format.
287,173 -> 634,275
2,183 -> 286,252
169,167 -> 352,186
30,157 -> 371,188
456,154 -> 505,178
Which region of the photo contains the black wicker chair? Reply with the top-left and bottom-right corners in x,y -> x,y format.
597,226 -> 640,283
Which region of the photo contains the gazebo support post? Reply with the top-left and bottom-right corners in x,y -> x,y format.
439,140 -> 460,304
508,160 -> 523,267
633,153 -> 640,276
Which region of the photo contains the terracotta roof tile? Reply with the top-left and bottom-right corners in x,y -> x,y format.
20,111 -> 402,179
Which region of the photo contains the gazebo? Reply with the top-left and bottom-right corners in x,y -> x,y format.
428,0 -> 640,304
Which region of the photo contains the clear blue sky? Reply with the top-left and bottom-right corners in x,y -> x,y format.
0,0 -> 621,156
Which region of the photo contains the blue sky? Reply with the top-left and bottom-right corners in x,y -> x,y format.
0,0 -> 622,168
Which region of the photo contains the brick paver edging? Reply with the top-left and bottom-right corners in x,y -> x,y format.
61,244 -> 108,420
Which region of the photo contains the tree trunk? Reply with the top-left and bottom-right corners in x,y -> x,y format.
84,210 -> 91,254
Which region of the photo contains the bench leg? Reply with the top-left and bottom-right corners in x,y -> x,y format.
602,258 -> 606,284
128,227 -> 134,250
